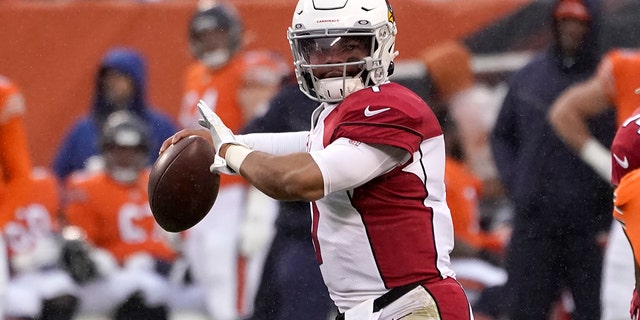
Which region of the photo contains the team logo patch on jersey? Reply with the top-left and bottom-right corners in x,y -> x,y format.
364,106 -> 390,117
614,153 -> 630,169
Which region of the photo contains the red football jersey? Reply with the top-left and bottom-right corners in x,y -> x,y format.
64,170 -> 175,264
611,107 -> 640,186
308,83 -> 456,311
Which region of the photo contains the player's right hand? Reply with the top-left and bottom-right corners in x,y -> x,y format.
196,100 -> 250,175
159,129 -> 237,175
159,128 -> 211,155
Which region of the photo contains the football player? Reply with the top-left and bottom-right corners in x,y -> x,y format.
610,106 -> 640,319
178,3 -> 281,319
63,110 -> 177,320
549,48 -> 640,319
0,76 -> 79,320
163,0 -> 473,318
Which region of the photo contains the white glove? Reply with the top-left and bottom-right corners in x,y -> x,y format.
197,100 -> 249,175
239,187 -> 277,257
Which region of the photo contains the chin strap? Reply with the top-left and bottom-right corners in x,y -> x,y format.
316,77 -> 364,102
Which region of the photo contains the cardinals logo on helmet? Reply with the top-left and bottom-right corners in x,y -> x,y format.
386,0 -> 395,22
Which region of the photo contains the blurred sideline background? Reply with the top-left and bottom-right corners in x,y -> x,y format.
1,0 -> 639,167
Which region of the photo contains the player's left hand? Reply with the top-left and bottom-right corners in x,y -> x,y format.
631,289 -> 639,320
196,99 -> 248,175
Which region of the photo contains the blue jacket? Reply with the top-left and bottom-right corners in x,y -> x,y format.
52,47 -> 177,180
490,0 -> 614,233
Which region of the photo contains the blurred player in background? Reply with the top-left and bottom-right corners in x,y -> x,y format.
0,75 -> 79,320
437,109 -> 509,307
63,110 -> 180,320
178,2 -> 287,319
548,49 -> 640,319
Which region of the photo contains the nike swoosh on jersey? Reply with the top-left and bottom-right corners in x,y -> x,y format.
614,153 -> 629,169
364,106 -> 390,117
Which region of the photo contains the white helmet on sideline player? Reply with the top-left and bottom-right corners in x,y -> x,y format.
287,0 -> 399,102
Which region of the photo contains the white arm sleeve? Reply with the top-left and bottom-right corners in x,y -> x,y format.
309,137 -> 409,195
236,131 -> 309,155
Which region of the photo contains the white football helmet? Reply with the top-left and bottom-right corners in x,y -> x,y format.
288,0 -> 399,102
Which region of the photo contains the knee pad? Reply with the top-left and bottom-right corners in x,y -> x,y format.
39,294 -> 79,320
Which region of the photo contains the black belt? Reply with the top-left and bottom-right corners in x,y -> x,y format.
335,281 -> 425,320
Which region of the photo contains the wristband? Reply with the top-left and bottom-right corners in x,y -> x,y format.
580,138 -> 612,182
225,145 -> 253,173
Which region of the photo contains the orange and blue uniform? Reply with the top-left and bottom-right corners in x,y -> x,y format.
64,170 -> 175,264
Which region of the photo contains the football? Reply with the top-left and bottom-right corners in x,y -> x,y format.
148,135 -> 219,232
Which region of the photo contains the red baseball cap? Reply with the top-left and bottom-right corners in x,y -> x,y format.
554,0 -> 590,22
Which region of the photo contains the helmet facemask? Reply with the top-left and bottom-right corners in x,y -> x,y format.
288,1 -> 398,103
99,110 -> 150,185
103,145 -> 148,185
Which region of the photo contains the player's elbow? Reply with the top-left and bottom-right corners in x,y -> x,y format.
280,171 -> 324,202
548,98 -> 568,129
